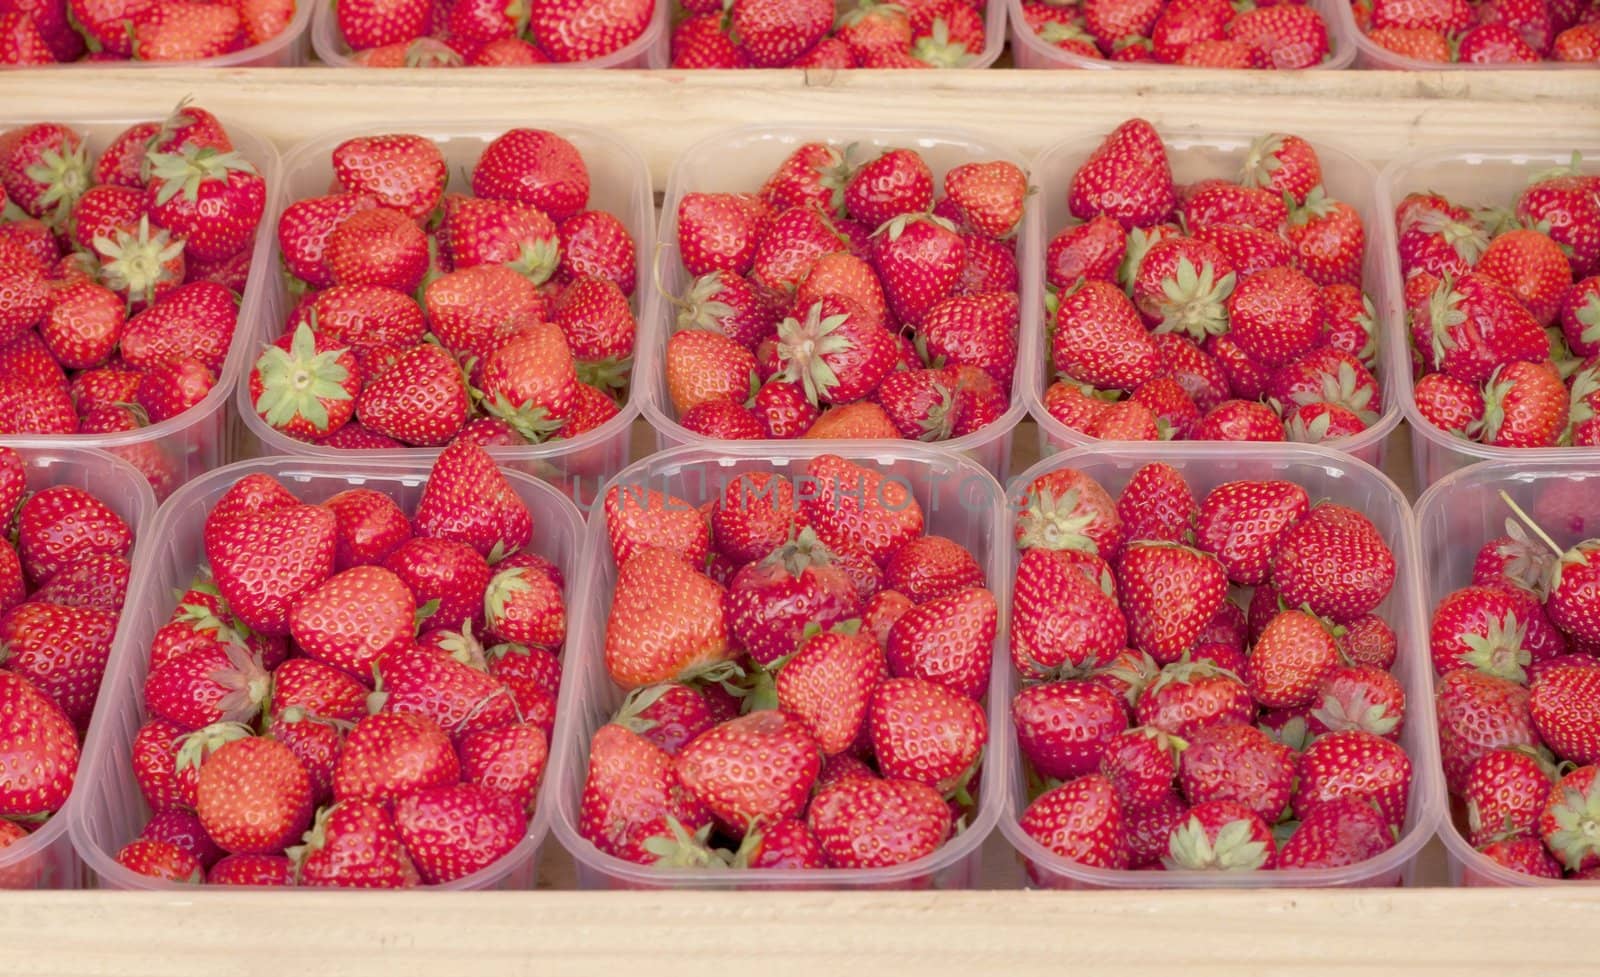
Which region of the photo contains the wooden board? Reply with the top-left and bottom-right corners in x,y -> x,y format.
0,67 -> 1594,975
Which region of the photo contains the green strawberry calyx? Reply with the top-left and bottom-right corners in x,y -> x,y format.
1163,814 -> 1271,871
252,321 -> 354,435
148,144 -> 257,206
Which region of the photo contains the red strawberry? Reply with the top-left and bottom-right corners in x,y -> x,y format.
326,207 -> 428,294
1012,679 -> 1127,780
205,503 -> 335,637
1180,722 -> 1296,823
1163,799 -> 1276,871
1099,727 -> 1182,810
1516,155 -> 1600,279
1010,548 -> 1126,680
725,530 -> 860,667
774,629 -> 884,756
1068,120 -> 1174,230
1539,765 -> 1600,871
440,195 -> 560,285
1194,480 -> 1309,585
1046,215 -> 1126,290
1531,664 -> 1600,764
1245,608 -> 1342,709
1240,134 -> 1322,207
1130,236 -> 1236,341
1295,729 -> 1411,828
773,296 -> 897,408
294,800 -> 419,888
883,535 -> 984,605
140,809 -> 223,869
471,129 -> 588,223
1116,541 -> 1227,665
800,455 -> 924,567
15,484 -> 132,583
332,711 -> 458,807
1225,265 -> 1325,369
385,537 -> 490,633
413,441 -> 533,559
1464,746 -> 1554,846
393,783 -> 527,883
1307,662 -> 1406,739
1277,796 -> 1396,869
1136,659 -> 1254,738
0,670 -> 78,815
843,148 -> 933,229
0,600 -> 116,726
1225,3 -> 1328,66
676,710 -> 819,834
1437,669 -> 1539,795
278,194 -> 382,289
0,122 -> 86,221
918,290 -> 1018,387
144,145 -> 264,264
578,723 -> 711,864
807,775 -> 951,868
1480,360 -> 1569,448
459,722 -> 547,812
1052,279 -> 1164,392
328,135 -> 446,222
1420,272 -> 1548,386
943,160 -> 1027,239
1014,468 -> 1123,557
730,0 -> 830,64
605,485 -> 710,568
115,840 -> 202,883
1270,504 -> 1395,622
1019,774 -> 1130,870
1115,463 -> 1196,545
195,736 -> 312,855
605,548 -> 731,689
676,192 -> 768,277
322,489 -> 412,570
869,675 -> 987,795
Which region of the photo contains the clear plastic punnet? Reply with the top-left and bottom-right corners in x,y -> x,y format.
68,457 -> 585,890
0,113 -> 282,502
1413,459 -> 1600,887
1375,145 -> 1600,490
313,0 -> 666,66
1021,131 -> 1401,469
0,446 -> 156,890
640,125 -> 1030,481
997,441 -> 1444,889
547,442 -> 1009,889
11,1 -> 312,67
235,122 -> 652,507
1336,3 -> 1599,69
647,0 -> 1006,68
1006,0 -> 1357,69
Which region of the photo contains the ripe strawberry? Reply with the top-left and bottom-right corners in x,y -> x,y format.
39,280 -> 122,370
115,840 -> 203,883
144,146 -> 263,264
1516,157 -> 1600,279
1531,664 -> 1600,764
1115,463 -> 1196,546
393,783 -> 527,884
772,296 -> 897,408
1245,608 -> 1342,709
1012,679 -> 1127,780
808,775 -> 952,868
919,290 -> 1019,387
666,328 -> 759,417
194,737 -> 312,855
605,485 -> 710,568
1046,215 -> 1126,290
458,722 -> 547,812
1068,119 -> 1174,229
1180,723 -> 1296,823
605,548 -> 730,689
0,122 -> 86,221
1194,480 -> 1308,585
870,675 -> 987,796
1116,541 -> 1227,665
1225,3 -> 1328,66
382,537 -> 489,636
1136,659 -> 1254,738
31,553 -> 131,613
335,0 -> 427,48
1464,746 -> 1554,846
1163,799 -> 1275,871
139,809 -> 224,870
868,214 -> 964,326
1414,371 -> 1486,436
1014,468 -> 1123,557
676,710 -> 819,834
1270,503 -> 1395,622
205,503 -> 335,637
1225,266 -> 1325,369
579,723 -> 711,864
332,711 -> 458,807
1240,134 -> 1321,207
471,129 -> 588,223
1098,727 -> 1182,810
1150,0 -> 1232,61
278,194 -> 381,289
16,484 -> 132,583
1052,279 -> 1164,392
1295,728 -> 1412,829
1277,796 -> 1396,869
800,454 -> 924,567
882,535 -> 983,606
0,600 -> 116,725
412,440 -> 533,559
1010,548 -> 1126,680
1130,236 -> 1236,341
725,531 -> 860,667
943,161 -> 1027,239
1308,662 -> 1406,739
675,193 -> 767,279
1539,765 -> 1600,871
729,0 -> 830,64
1421,272 -> 1549,385
0,670 -> 78,816
1177,37 -> 1269,65
1551,22 -> 1600,61
293,800 -> 419,888
1019,774 -> 1130,870
842,148 -> 931,229
1438,668 -> 1540,795
774,629 -> 883,756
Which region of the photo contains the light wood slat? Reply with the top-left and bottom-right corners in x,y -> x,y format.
0,68 -> 1595,183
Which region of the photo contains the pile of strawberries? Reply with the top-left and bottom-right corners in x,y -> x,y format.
1400,160 -> 1600,449
0,0 -> 294,63
1017,0 -> 1334,67
579,455 -> 997,872
1353,0 -> 1600,62
336,0 -> 651,65
255,128 -> 634,452
0,105 -> 262,497
0,447 -> 137,883
669,0 -> 987,68
114,442 -> 561,887
664,142 -> 1022,443
1011,463 -> 1414,874
1043,120 -> 1382,445
1431,493 -> 1600,879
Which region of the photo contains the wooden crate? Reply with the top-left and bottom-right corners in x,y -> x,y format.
1,66 -> 1597,977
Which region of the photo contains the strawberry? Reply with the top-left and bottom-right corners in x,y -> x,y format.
1539,765 -> 1600,871
671,15 -> 745,68
1046,215 -> 1126,290
144,145 -> 264,264
0,600 -> 116,725
1176,37 -> 1269,65
1163,799 -> 1275,871
249,324 -> 360,440
16,484 -> 132,582
604,485 -> 710,568
331,136 -> 445,222
1180,723 -> 1296,823
0,10 -> 59,63
326,207 -> 429,294
1083,0 -> 1162,46
1270,504 -> 1395,622
1224,3 -> 1328,66
1414,371 -> 1487,436
1478,228 -> 1573,327
868,214 -> 965,326
1130,237 -> 1236,341
483,565 -> 564,648
1115,463 -> 1196,545
39,280 -> 123,370
278,194 -> 381,289
293,800 -> 419,888
800,455 -> 924,567
0,670 -> 77,816
1194,480 -> 1309,585
1545,537 -> 1600,644
843,148 -> 933,228
115,840 -> 202,883
1240,134 -> 1321,207
471,129 -> 588,224
336,0 -> 427,49
1551,22 -> 1600,61
131,719 -> 203,812
676,710 -> 819,834
725,530 -> 860,667
1245,608 -> 1342,709
332,711 -> 458,807
322,489 -> 413,571
1014,468 -> 1123,557
1098,727 -> 1182,810
1481,836 -> 1564,878
208,853 -> 294,886
1368,24 -> 1453,57
1464,746 -> 1554,846
1052,279 -> 1164,392
665,329 -> 758,418
1010,548 -> 1125,680
918,290 -> 1019,387
458,722 -> 547,812
1224,266 -> 1325,369
1150,0 -> 1232,61
676,194 -> 768,280
206,503 -> 335,637
1277,796 -> 1396,869
709,471 -> 801,565
1430,583 -> 1546,681
140,809 -> 224,869
439,196 -> 559,286
943,161 -> 1027,239
773,296 -> 898,408
1136,659 -> 1254,738
1516,157 -> 1600,279
1019,774 -> 1130,870
730,0 -> 830,64
1479,360 -> 1569,447
1012,679 -> 1127,780
529,0 -> 651,60
1531,664 -> 1600,764
1420,272 -> 1549,385
1373,0 -> 1473,29
605,548 -> 730,689
31,553 -> 131,613
1116,541 -> 1227,665
1068,120 -> 1175,230
870,676 -> 987,794
1437,669 -> 1539,795
883,535 -> 983,605
1295,728 -> 1411,828
0,122 -> 86,221
1308,662 -> 1406,739
774,629 -> 883,756
412,440 -> 533,559
579,723 -> 711,864
194,737 -> 312,855
807,775 -> 951,868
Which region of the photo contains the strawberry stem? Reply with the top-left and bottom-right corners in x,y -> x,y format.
1499,490 -> 1564,557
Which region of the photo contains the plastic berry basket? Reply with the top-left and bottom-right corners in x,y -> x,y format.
646,0 -> 1006,68
996,441 -> 1445,889
639,125 -> 1030,482
0,446 -> 156,890
235,121 -> 653,507
0,113 -> 282,502
68,456 -> 586,890
1375,145 -> 1600,490
312,0 -> 666,65
5,0 -> 312,67
546,441 -> 1009,890
1336,3 -> 1599,68
1413,459 -> 1600,887
1006,0 -> 1357,69
1020,130 -> 1402,471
